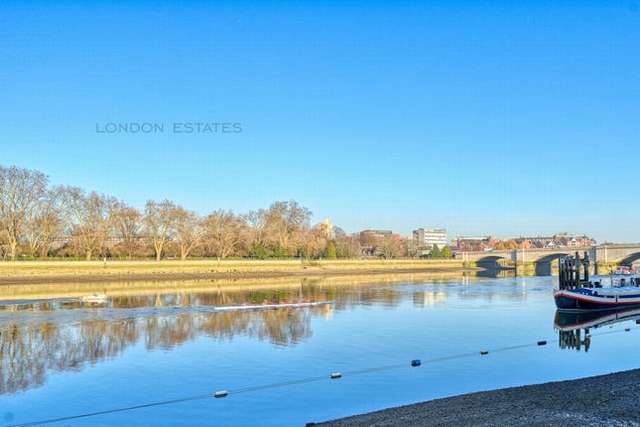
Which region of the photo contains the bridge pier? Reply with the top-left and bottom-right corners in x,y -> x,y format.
514,262 -> 535,276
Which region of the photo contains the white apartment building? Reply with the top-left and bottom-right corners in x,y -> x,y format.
412,228 -> 448,249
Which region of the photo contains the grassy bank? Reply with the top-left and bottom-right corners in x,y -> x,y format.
0,259 -> 469,286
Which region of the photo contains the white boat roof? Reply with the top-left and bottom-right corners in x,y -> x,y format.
593,286 -> 640,296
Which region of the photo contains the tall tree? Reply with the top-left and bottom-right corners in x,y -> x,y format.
336,235 -> 361,258
430,245 -> 442,258
262,200 -> 311,255
0,166 -> 48,260
202,210 -> 247,259
173,206 -> 202,260
111,202 -> 143,259
440,245 -> 452,258
144,200 -> 177,261
25,186 -> 66,258
299,225 -> 328,259
244,209 -> 267,251
326,240 -> 337,259
380,234 -> 405,259
61,187 -> 116,260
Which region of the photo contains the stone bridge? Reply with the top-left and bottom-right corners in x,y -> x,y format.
455,244 -> 640,275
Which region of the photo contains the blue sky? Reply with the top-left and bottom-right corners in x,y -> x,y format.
1,1 -> 638,242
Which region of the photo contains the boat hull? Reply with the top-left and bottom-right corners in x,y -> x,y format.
555,289 -> 640,312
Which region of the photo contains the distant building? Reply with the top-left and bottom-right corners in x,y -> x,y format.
413,228 -> 448,249
513,236 -> 555,249
554,233 -> 596,247
453,233 -> 596,253
454,236 -> 497,252
319,218 -> 334,240
514,233 -> 596,249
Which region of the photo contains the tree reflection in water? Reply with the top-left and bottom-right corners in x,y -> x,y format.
0,282 -> 402,395
0,307 -> 320,395
0,276 -> 507,395
0,318 -> 143,394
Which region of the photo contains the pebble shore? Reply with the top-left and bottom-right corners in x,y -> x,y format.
319,369 -> 640,426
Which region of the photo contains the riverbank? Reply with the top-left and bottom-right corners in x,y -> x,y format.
0,259 -> 472,286
319,369 -> 640,426
0,270 -> 472,301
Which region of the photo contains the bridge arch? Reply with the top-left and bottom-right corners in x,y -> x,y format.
476,255 -> 512,271
618,252 -> 640,267
533,253 -> 569,276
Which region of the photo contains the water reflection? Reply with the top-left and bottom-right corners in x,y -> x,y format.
0,281 -> 407,395
0,307 -> 323,395
475,268 -> 516,279
0,275 -> 535,396
554,308 -> 640,352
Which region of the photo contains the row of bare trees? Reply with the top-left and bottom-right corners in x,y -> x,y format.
0,165 -> 382,260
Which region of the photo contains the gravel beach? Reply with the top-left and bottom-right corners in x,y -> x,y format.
319,369 -> 640,426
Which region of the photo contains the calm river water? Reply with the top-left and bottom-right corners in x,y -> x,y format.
2,274 -> 640,426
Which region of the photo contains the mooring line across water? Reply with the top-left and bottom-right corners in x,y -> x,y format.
7,394 -> 212,427
7,326 -> 639,427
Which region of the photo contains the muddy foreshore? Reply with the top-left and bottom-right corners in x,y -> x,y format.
318,369 -> 640,427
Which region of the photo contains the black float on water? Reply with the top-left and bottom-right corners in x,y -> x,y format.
411,359 -> 421,367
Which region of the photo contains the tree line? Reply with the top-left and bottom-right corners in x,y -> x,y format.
0,165 -> 378,261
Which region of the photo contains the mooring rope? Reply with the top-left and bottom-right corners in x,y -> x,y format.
7,325 -> 638,427
8,394 -> 212,427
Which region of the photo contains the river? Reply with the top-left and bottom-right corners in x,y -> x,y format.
1,273 -> 639,426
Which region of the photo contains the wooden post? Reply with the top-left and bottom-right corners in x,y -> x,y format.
583,251 -> 590,283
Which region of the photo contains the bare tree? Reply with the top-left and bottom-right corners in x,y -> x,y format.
380,234 -> 406,259
61,187 -> 116,260
336,235 -> 361,258
0,230 -> 9,260
25,186 -> 66,258
111,202 -> 143,259
0,165 -> 331,261
144,200 -> 177,261
299,225 -> 328,259
202,210 -> 248,259
0,166 -> 48,260
173,206 -> 202,260
262,200 -> 311,255
244,209 -> 267,250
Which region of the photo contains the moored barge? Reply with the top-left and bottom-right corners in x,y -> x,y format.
554,252 -> 640,311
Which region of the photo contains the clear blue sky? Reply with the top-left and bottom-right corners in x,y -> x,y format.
1,1 -> 638,242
